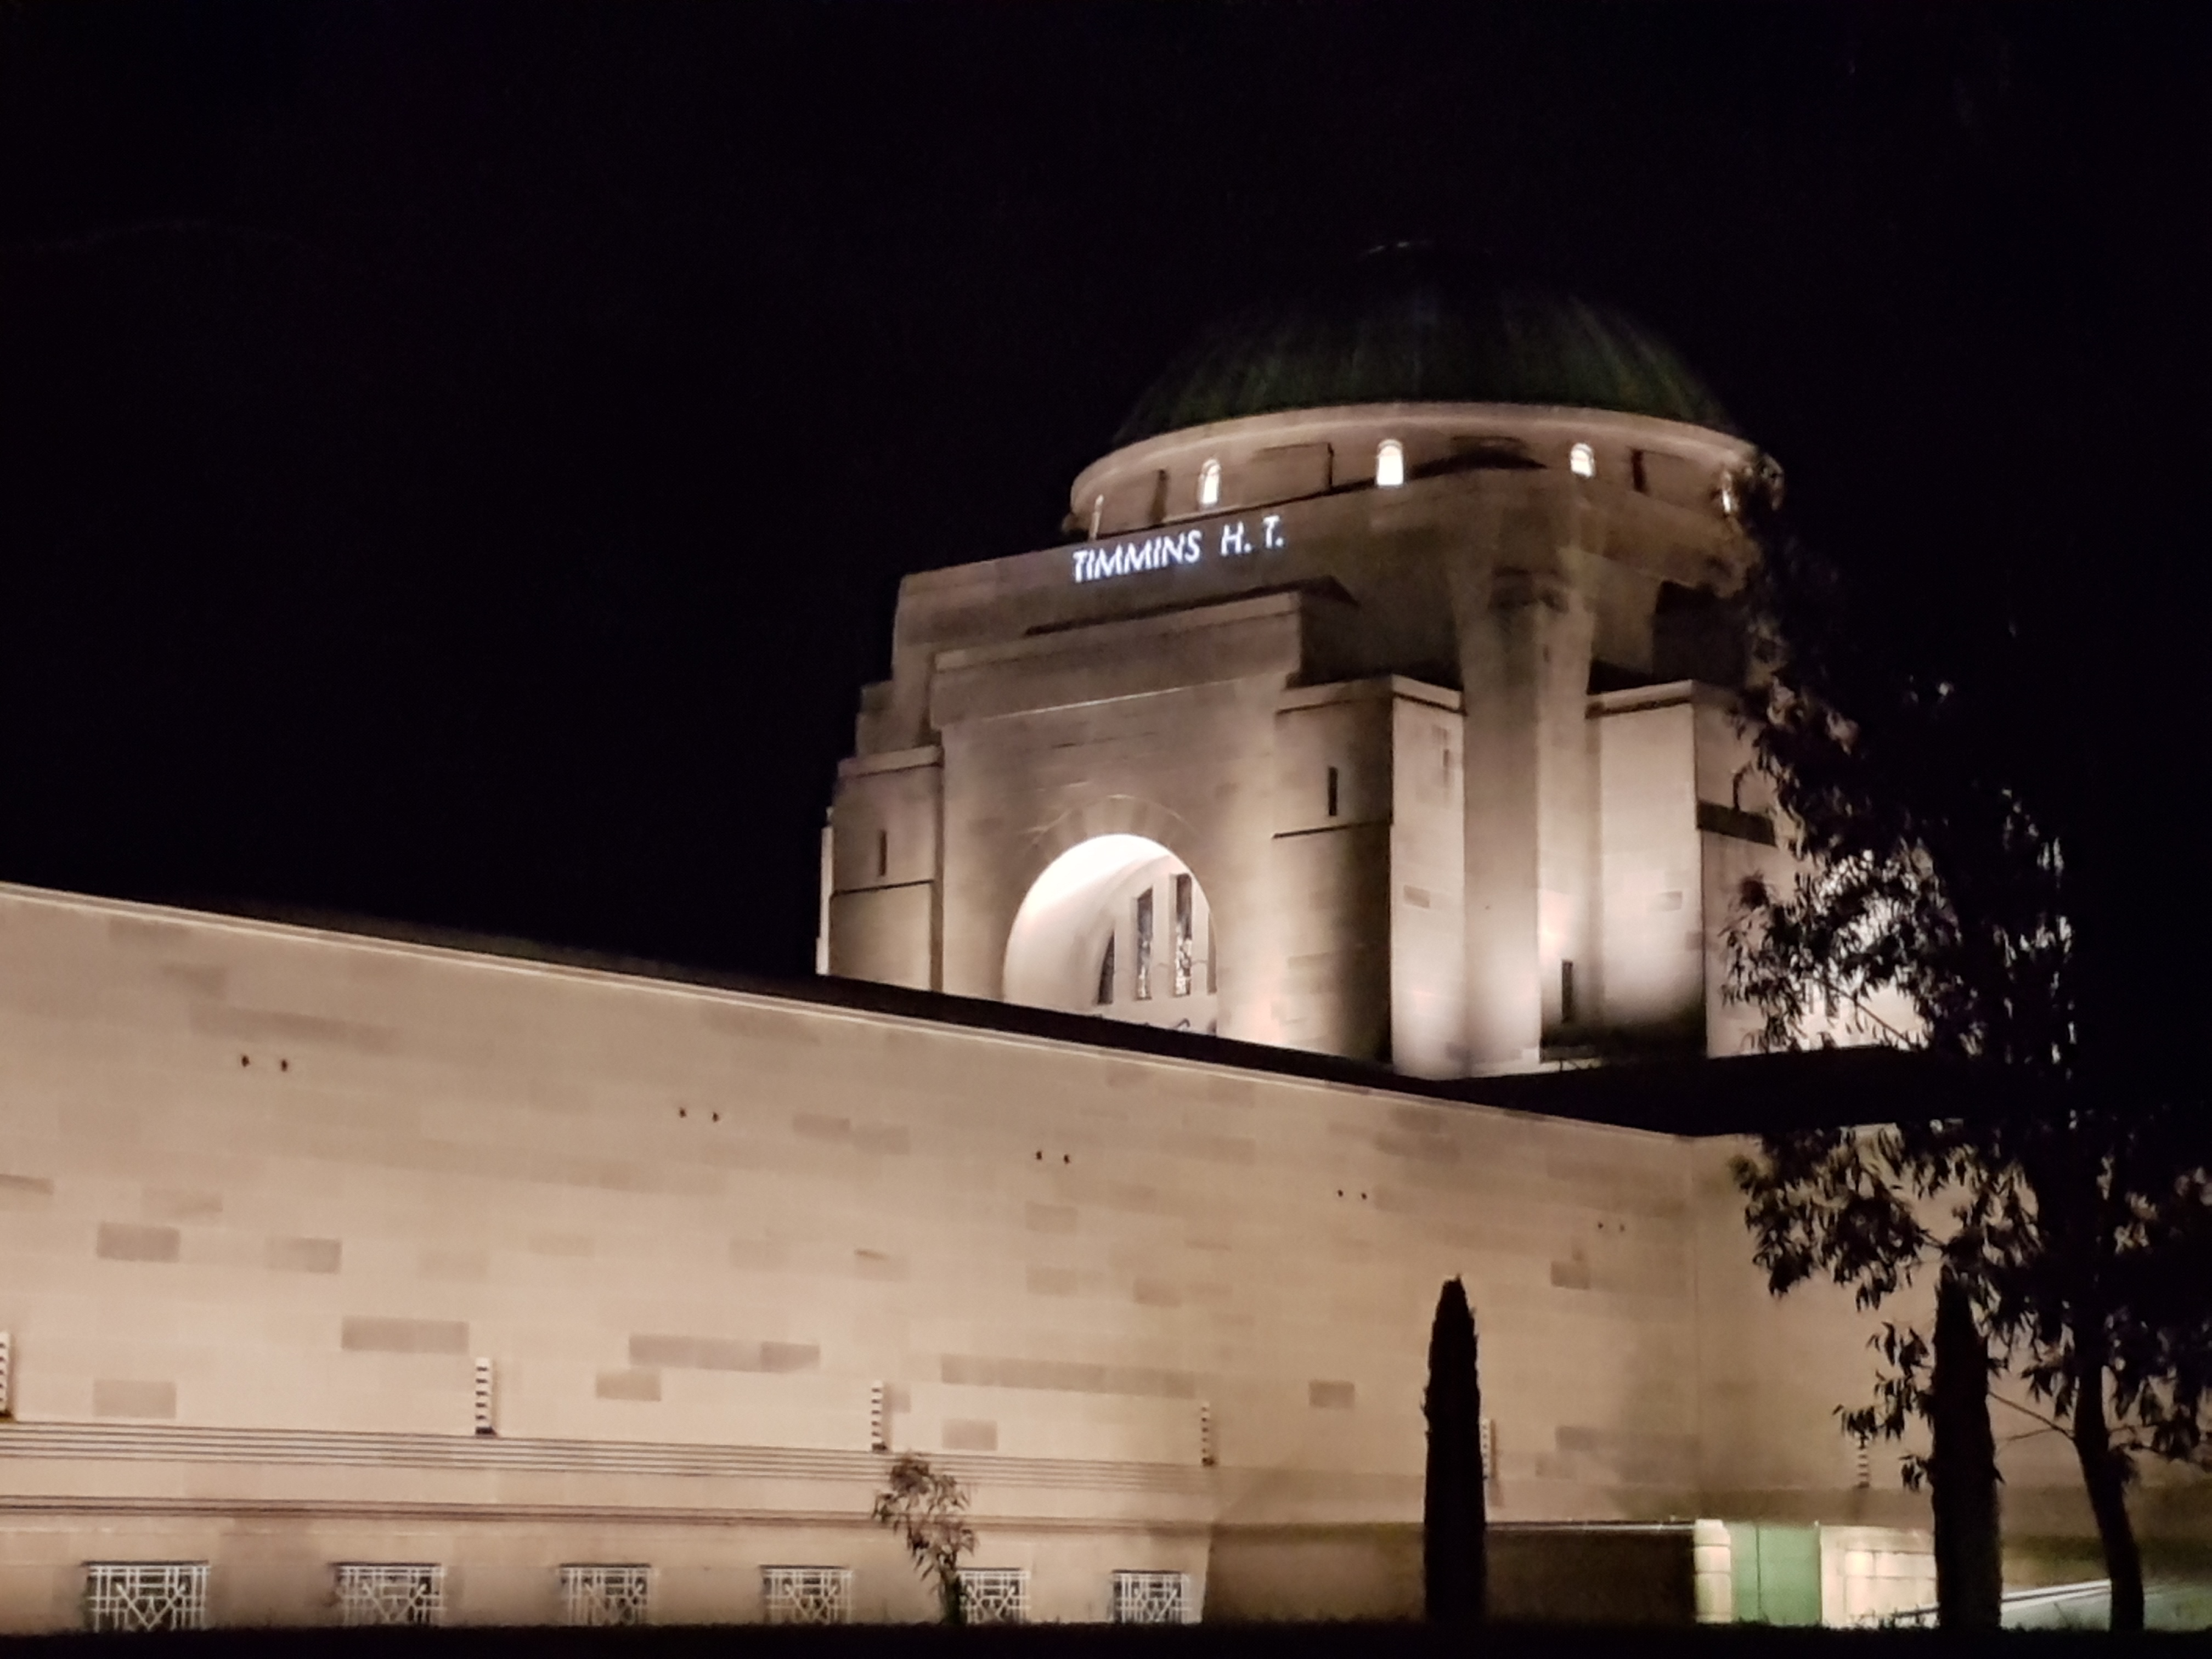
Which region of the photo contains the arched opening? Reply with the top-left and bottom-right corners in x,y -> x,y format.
1003,834 -> 1217,1033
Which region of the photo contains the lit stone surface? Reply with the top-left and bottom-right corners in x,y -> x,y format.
826,399 -> 1779,1075
2,882 -> 2184,1629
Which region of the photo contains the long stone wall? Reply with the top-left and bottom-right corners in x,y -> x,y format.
5,880 -> 2166,1629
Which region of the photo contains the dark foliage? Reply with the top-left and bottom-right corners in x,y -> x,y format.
1724,491 -> 2212,1633
871,1454 -> 976,1624
1423,1277 -> 1486,1626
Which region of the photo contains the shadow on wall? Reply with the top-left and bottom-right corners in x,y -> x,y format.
1201,1524 -> 1698,1624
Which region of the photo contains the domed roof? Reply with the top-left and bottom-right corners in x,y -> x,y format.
1114,245 -> 1735,448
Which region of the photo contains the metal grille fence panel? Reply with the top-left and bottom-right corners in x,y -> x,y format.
561,1564 -> 651,1626
761,1566 -> 851,1624
958,1568 -> 1029,1624
84,1564 -> 208,1632
336,1564 -> 444,1626
1113,1569 -> 1192,1624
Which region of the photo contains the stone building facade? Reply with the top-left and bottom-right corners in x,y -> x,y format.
823,258 -> 1791,1076
3,259 -> 2203,1630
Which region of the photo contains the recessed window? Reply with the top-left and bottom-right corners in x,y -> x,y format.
1172,873 -> 1194,998
1569,442 -> 1595,478
1133,889 -> 1154,1001
1095,934 -> 1117,1006
1197,458 -> 1221,509
1375,439 -> 1405,489
1325,766 -> 1340,818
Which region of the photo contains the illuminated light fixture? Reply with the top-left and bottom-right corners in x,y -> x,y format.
1197,458 -> 1221,509
1088,494 -> 1104,538
1375,438 -> 1404,489
1718,475 -> 1739,517
1569,442 -> 1595,478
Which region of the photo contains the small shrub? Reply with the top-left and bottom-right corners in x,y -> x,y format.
871,1453 -> 977,1623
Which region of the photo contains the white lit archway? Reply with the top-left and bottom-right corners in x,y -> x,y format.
1003,834 -> 1217,1032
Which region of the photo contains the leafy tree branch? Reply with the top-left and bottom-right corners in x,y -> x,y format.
1724,487 -> 2212,1633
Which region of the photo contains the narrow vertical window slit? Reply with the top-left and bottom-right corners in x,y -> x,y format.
1133,889 -> 1154,1001
1172,874 -> 1194,998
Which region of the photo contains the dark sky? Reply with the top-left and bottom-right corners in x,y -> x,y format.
3,3 -> 2207,988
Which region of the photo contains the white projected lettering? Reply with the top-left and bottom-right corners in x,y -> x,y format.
1070,514 -> 1289,584
1071,528 -> 1203,583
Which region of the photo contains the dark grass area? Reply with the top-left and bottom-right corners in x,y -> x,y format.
0,1628 -> 2182,1656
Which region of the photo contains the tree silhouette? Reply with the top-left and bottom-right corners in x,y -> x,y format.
1931,1270 -> 2002,1628
1726,493 -> 2212,1633
1423,1277 -> 1486,1624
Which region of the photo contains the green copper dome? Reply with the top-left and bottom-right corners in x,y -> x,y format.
1115,245 -> 1735,447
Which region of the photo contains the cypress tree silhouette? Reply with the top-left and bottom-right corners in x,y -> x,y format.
1424,1276 -> 1486,1623
1931,1270 -> 2002,1628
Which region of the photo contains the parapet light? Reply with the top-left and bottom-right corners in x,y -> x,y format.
1570,442 -> 1595,478
1198,458 -> 1221,509
1375,439 -> 1404,489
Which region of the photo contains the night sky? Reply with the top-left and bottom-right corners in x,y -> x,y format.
4,4 -> 2207,994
